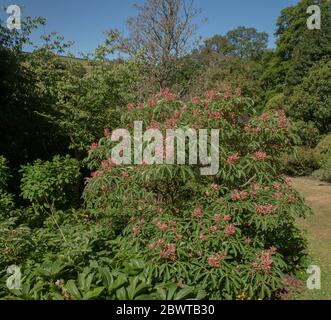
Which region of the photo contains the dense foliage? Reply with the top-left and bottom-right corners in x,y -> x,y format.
80,90 -> 311,299
20,155 -> 81,210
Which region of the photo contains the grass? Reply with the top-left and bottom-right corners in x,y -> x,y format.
292,176 -> 331,300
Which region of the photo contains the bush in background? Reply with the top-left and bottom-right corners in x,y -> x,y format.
313,160 -> 331,183
0,156 -> 15,218
282,147 -> 320,177
20,155 -> 81,211
313,134 -> 331,166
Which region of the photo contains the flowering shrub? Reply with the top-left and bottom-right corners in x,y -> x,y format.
83,88 -> 311,299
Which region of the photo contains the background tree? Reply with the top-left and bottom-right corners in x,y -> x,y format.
287,60 -> 331,134
0,17 -> 67,174
203,26 -> 268,60
261,0 -> 331,98
115,0 -> 201,88
203,34 -> 234,56
25,33 -> 142,159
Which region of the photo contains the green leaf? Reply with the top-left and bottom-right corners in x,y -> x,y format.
116,287 -> 128,300
65,280 -> 82,300
174,287 -> 195,300
83,287 -> 105,300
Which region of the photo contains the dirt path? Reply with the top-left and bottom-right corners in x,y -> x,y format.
292,177 -> 331,300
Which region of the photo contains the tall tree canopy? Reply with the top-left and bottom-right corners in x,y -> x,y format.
203,26 -> 268,60
261,0 -> 331,97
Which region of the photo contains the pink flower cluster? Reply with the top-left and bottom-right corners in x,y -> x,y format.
223,214 -> 232,222
121,171 -> 130,179
147,120 -> 160,130
209,111 -> 224,120
127,103 -> 134,112
244,237 -> 252,245
137,102 -> 144,110
274,192 -> 282,201
244,126 -> 262,135
100,157 -> 116,172
227,153 -> 240,165
165,108 -> 185,129
272,182 -> 282,190
250,183 -> 261,196
224,224 -> 236,237
255,204 -> 276,215
89,142 -> 98,151
148,94 -> 158,107
193,207 -> 203,219
155,219 -> 169,232
192,96 -> 200,105
207,252 -> 225,268
166,117 -> 177,129
210,183 -> 219,191
231,190 -> 248,201
101,160 -> 110,171
192,108 -> 199,116
259,112 -> 270,122
210,225 -> 218,234
91,170 -> 103,179
213,214 -> 222,222
224,87 -> 233,99
277,109 -> 288,129
132,226 -> 140,234
253,248 -> 277,273
160,88 -> 176,102
285,177 -> 293,187
204,90 -> 218,101
253,151 -> 268,161
199,232 -> 207,242
148,241 -> 177,261
287,194 -> 296,203
159,243 -> 177,261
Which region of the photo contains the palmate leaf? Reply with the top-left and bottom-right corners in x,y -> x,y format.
36,260 -> 69,279
82,287 -> 105,300
110,273 -> 128,292
116,286 -> 128,300
65,280 -> 82,300
173,286 -> 195,300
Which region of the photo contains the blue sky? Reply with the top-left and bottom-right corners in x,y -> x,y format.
0,0 -> 299,56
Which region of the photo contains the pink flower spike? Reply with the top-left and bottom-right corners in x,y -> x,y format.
227,153 -> 240,165
132,226 -> 140,234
